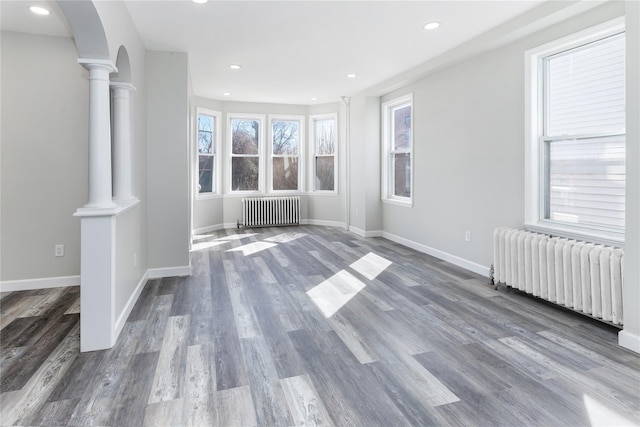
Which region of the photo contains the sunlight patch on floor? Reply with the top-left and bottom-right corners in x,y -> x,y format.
583,394 -> 637,426
227,241 -> 278,256
307,270 -> 366,318
350,252 -> 392,281
215,233 -> 257,241
265,232 -> 307,244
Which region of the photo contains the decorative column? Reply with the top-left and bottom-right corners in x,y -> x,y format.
74,59 -> 118,352
110,82 -> 137,203
79,59 -> 116,209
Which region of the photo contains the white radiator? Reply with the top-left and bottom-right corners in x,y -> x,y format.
241,196 -> 300,228
493,227 -> 624,325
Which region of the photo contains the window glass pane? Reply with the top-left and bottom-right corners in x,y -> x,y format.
273,120 -> 299,155
198,155 -> 213,193
393,105 -> 411,150
393,153 -> 411,197
315,119 -> 335,155
231,157 -> 259,191
198,115 -> 214,154
232,119 -> 259,155
315,156 -> 334,191
272,156 -> 299,191
546,33 -> 625,136
548,135 -> 625,229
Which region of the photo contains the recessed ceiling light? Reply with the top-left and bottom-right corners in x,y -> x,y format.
229,64 -> 241,70
29,6 -> 50,15
424,22 -> 440,30
223,92 -> 231,96
310,97 -> 318,101
192,0 -> 208,3
346,73 -> 357,78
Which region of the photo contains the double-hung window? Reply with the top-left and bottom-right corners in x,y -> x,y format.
229,115 -> 264,192
310,114 -> 337,192
382,94 -> 413,206
197,109 -> 220,195
525,18 -> 625,244
270,116 -> 303,191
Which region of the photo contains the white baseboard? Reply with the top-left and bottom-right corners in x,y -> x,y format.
114,270 -> 149,336
349,226 -> 383,238
147,265 -> 192,279
224,222 -> 240,229
193,224 -> 225,235
0,275 -> 80,292
381,231 -> 490,278
619,329 -> 640,354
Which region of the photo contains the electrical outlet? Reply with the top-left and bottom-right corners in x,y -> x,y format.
464,231 -> 472,242
55,244 -> 64,257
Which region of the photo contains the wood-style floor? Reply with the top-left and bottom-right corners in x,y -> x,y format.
1,225 -> 639,426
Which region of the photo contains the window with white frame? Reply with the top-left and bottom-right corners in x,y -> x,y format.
382,94 -> 413,206
310,114 -> 337,192
270,116 -> 303,191
197,110 -> 220,195
525,18 -> 625,244
229,115 -> 264,192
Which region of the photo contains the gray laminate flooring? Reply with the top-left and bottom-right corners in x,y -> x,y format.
1,225 -> 639,426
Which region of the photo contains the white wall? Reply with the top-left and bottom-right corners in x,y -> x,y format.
375,2 -> 626,276
1,32 -> 87,284
146,51 -> 191,273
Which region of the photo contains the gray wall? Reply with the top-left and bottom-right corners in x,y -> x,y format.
1,31 -> 88,281
146,51 -> 191,270
376,2 -> 626,271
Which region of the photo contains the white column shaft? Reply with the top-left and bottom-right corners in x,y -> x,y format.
111,83 -> 135,202
86,63 -> 115,208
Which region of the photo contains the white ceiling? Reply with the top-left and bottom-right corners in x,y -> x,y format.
2,0 -> 548,105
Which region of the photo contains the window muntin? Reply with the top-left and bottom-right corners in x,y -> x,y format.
311,115 -> 337,192
525,18 -> 625,244
197,111 -> 219,195
382,95 -> 413,205
271,118 -> 302,191
230,116 -> 263,192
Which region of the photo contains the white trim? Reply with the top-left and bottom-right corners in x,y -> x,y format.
74,198 -> 140,218
228,113 -> 266,193
381,93 -> 414,206
0,275 -> 80,292
268,114 -> 305,193
309,113 -> 339,193
193,223 -> 226,235
619,330 -> 640,354
147,265 -> 192,279
224,222 -> 240,229
113,270 -> 148,337
196,108 -> 222,197
381,231 -> 490,278
524,17 -> 626,243
381,198 -> 412,208
349,226 -> 383,238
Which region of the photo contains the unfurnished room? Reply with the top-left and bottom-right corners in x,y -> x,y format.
1,1 -> 639,426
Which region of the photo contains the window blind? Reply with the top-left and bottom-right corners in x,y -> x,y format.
543,32 -> 626,232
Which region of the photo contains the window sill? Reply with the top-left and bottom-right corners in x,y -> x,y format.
382,197 -> 412,208
524,221 -> 624,248
196,193 -> 222,200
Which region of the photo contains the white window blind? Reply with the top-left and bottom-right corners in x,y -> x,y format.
543,32 -> 625,232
